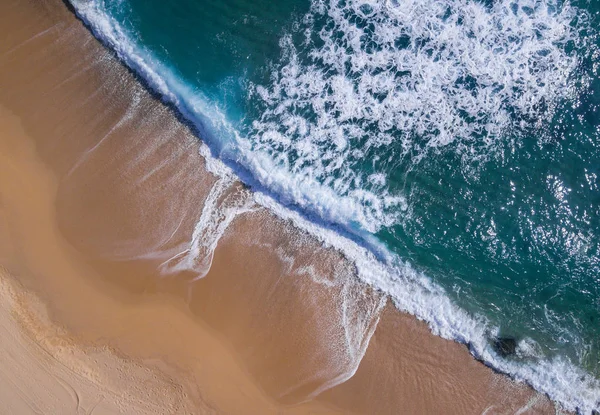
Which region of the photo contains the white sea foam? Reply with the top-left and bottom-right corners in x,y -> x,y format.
246,0 -> 588,234
255,190 -> 600,413
68,0 -> 600,412
159,175 -> 256,278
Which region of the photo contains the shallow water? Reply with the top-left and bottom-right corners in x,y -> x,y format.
69,0 -> 600,411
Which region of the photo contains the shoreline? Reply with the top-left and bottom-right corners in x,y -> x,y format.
0,0 -> 565,413
64,3 -> 600,410
67,1 -> 600,410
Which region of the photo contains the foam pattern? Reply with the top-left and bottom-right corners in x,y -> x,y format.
245,0 -> 587,233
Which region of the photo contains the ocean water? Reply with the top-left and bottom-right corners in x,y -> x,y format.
68,0 -> 600,412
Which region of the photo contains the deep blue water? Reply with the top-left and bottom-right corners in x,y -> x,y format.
70,0 -> 600,411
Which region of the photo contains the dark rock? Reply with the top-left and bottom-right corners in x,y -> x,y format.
493,337 -> 517,357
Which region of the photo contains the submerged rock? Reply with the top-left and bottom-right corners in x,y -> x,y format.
493,337 -> 517,357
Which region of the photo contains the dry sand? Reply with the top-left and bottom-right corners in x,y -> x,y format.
0,0 -> 565,413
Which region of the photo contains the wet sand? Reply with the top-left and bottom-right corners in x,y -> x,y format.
0,0 -> 562,413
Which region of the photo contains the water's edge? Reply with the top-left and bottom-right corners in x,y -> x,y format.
65,1 -> 600,412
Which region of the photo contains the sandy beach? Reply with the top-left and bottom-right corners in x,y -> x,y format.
0,0 -> 564,413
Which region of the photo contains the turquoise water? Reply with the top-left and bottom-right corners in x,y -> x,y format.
70,0 -> 600,411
